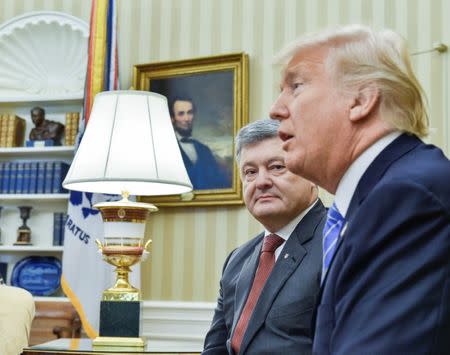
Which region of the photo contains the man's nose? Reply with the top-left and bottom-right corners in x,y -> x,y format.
270,94 -> 289,121
255,170 -> 272,189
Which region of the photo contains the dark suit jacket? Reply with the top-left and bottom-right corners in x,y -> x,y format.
203,200 -> 326,355
179,139 -> 230,190
314,134 -> 450,354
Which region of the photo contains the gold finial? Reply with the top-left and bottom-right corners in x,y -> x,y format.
121,190 -> 130,201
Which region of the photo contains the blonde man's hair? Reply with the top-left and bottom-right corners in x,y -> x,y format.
275,24 -> 428,137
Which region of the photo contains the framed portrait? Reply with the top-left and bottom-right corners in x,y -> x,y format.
133,53 -> 248,207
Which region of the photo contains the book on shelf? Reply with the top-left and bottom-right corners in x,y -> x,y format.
1,162 -> 11,193
53,212 -> 67,246
65,112 -> 80,146
15,161 -> 24,194
0,113 -> 8,146
0,114 -> 26,147
52,161 -> 70,193
22,162 -> 31,194
0,162 -> 4,193
8,161 -> 17,193
36,161 -> 46,193
43,161 -> 54,193
29,162 -> 38,193
0,160 -> 71,195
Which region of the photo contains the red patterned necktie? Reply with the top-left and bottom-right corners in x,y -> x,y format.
231,233 -> 285,354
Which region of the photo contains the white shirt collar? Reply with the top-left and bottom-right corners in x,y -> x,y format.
264,198 -> 319,240
264,199 -> 319,260
335,132 -> 401,217
175,131 -> 192,142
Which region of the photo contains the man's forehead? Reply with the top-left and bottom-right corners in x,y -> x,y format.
282,46 -> 328,78
174,100 -> 193,109
239,139 -> 285,165
239,156 -> 285,176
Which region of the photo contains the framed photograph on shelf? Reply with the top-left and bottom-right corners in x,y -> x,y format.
133,53 -> 248,207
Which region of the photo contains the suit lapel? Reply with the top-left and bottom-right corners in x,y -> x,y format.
239,201 -> 325,354
346,133 -> 420,220
322,133 -> 420,288
230,235 -> 263,336
311,134 -> 422,337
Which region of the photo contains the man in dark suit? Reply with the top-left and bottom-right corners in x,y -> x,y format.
170,96 -> 230,190
202,119 -> 326,355
270,24 -> 450,354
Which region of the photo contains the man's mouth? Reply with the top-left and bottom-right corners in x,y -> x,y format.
278,131 -> 293,142
256,194 -> 276,202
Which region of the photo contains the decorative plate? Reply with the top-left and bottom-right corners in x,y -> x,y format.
11,256 -> 62,296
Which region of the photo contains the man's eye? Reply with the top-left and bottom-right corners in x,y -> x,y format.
270,164 -> 285,171
244,169 -> 256,177
293,82 -> 303,90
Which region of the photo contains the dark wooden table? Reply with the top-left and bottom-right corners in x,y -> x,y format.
22,338 -> 200,355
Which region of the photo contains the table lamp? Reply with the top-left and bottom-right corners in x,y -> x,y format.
63,90 -> 192,347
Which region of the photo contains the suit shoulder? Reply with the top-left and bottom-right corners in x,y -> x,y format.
193,139 -> 214,153
232,233 -> 263,256
223,233 -> 263,269
382,147 -> 450,210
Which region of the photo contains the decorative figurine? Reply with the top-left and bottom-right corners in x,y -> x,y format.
29,107 -> 65,146
15,206 -> 32,245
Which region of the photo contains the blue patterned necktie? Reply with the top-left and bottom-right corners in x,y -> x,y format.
322,203 -> 345,283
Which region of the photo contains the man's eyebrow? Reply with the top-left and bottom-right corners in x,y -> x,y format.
267,157 -> 285,164
284,63 -> 310,82
241,161 -> 255,169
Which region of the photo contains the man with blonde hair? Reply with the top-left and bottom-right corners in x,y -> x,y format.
270,25 -> 450,354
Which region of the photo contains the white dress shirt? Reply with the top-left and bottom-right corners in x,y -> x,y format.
176,131 -> 198,164
264,199 -> 319,260
334,131 -> 401,217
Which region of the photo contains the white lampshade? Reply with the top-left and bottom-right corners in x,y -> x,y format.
63,90 -> 193,196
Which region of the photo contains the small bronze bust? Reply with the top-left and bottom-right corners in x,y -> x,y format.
29,106 -> 65,145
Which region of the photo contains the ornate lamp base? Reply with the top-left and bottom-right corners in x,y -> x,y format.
102,287 -> 140,302
93,194 -> 157,348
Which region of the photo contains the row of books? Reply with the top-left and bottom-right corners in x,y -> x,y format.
0,160 -> 70,194
65,112 -> 80,146
0,114 -> 26,147
53,212 -> 67,246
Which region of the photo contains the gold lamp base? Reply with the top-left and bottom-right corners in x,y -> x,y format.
94,193 -> 158,342
93,336 -> 146,348
95,193 -> 157,302
102,287 -> 140,302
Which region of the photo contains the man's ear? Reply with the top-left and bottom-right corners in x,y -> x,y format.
349,84 -> 379,122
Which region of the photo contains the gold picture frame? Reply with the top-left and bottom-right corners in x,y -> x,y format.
133,53 -> 248,207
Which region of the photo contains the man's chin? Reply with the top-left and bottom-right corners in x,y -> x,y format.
252,203 -> 280,218
176,128 -> 193,137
